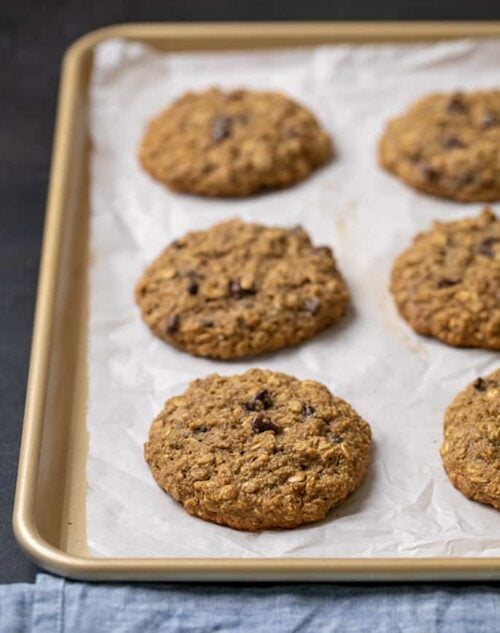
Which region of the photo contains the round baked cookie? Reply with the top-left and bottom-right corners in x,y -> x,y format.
135,219 -> 350,359
440,369 -> 500,510
144,369 -> 372,530
379,90 -> 500,202
138,88 -> 332,197
390,208 -> 500,350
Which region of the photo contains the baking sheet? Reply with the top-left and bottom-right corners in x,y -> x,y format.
88,38 -> 499,558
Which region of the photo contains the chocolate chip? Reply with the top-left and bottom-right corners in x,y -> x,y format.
212,115 -> 232,143
304,297 -> 321,315
446,93 -> 467,113
442,136 -> 465,149
228,279 -> 256,299
201,319 -> 215,328
232,113 -> 248,126
314,246 -> 333,257
303,404 -> 315,417
243,389 -> 273,411
251,414 -> 280,434
421,164 -> 440,181
436,278 -> 459,289
166,314 -> 180,334
225,90 -> 244,101
478,237 -> 500,258
194,426 -> 208,434
254,389 -> 273,408
187,279 -> 199,295
330,435 -> 344,444
284,127 -> 299,139
480,111 -> 497,129
473,377 -> 487,392
457,171 -> 475,186
172,240 -> 185,249
229,279 -> 241,296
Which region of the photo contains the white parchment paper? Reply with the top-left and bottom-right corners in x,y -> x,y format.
88,38 -> 499,558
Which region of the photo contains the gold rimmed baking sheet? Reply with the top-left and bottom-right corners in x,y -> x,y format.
14,22 -> 500,581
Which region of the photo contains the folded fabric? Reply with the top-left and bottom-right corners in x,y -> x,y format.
1,574 -> 499,633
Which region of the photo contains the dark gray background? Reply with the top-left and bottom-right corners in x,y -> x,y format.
1,0 -> 499,584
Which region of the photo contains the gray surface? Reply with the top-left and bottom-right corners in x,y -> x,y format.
1,0 -> 499,585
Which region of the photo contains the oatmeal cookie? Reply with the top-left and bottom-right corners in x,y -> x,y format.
139,88 -> 332,196
390,208 -> 500,350
379,90 -> 500,202
441,369 -> 500,510
144,369 -> 372,530
136,219 -> 350,359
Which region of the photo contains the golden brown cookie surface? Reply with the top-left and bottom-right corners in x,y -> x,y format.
379,91 -> 500,202
139,88 -> 332,197
136,219 -> 350,359
390,208 -> 500,350
440,369 -> 500,510
144,369 -> 372,530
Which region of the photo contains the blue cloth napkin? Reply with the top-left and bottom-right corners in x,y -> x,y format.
1,574 -> 499,632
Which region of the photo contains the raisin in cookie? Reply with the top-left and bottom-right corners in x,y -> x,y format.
136,219 -> 350,359
139,88 -> 332,197
144,369 -> 372,530
379,90 -> 500,202
390,208 -> 500,350
441,370 -> 500,510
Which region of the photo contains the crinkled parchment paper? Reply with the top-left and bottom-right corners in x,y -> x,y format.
88,38 -> 499,557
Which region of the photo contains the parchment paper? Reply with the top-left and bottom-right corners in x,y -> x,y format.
88,38 -> 499,558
